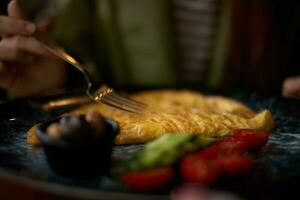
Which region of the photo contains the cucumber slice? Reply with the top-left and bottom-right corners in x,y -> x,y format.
136,133 -> 216,169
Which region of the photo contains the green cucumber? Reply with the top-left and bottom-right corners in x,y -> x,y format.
135,133 -> 216,169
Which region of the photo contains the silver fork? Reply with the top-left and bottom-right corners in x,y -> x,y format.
38,41 -> 147,113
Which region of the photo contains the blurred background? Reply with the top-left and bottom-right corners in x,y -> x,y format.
1,0 -> 300,95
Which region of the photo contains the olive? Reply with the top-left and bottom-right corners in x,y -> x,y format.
85,110 -> 107,139
58,115 -> 94,143
46,122 -> 64,140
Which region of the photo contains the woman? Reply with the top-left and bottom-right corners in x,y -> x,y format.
0,0 -> 299,98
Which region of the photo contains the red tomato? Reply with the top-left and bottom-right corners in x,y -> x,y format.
215,137 -> 247,156
180,133 -> 257,183
122,167 -> 174,192
194,145 -> 220,159
195,137 -> 246,160
217,154 -> 255,176
233,129 -> 270,150
180,154 -> 220,184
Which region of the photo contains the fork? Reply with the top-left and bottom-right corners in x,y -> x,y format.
38,41 -> 147,113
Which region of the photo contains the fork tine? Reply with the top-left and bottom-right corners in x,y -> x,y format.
93,85 -> 147,113
110,92 -> 148,107
100,97 -> 141,113
102,94 -> 145,111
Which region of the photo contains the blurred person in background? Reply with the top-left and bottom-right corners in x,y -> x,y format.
0,0 -> 299,100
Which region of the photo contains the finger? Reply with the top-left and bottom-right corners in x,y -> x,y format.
0,16 -> 35,36
8,0 -> 52,36
0,46 -> 34,64
0,35 -> 53,58
0,61 -> 14,77
282,76 -> 300,98
0,61 -> 4,76
8,0 -> 27,20
0,61 -> 17,86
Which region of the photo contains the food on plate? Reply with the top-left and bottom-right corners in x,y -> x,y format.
25,90 -> 274,187
47,115 -> 93,143
28,90 -> 274,145
179,129 -> 267,182
85,110 -> 107,138
45,110 -> 108,143
46,122 -> 64,140
122,129 -> 270,191
36,110 -> 119,177
27,123 -> 42,146
128,134 -> 216,170
122,167 -> 175,192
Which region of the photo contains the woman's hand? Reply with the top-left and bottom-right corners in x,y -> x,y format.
0,0 -> 66,97
282,75 -> 300,100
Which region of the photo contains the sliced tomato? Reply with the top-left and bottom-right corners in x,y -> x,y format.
122,167 -> 174,192
217,154 -> 255,176
233,129 -> 270,150
215,137 -> 247,156
194,144 -> 220,159
194,137 -> 246,160
180,133 -> 257,183
180,154 -> 220,184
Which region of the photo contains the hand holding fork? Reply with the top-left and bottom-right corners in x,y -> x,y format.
20,0 -> 147,113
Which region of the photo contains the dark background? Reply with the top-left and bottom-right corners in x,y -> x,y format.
224,0 -> 300,94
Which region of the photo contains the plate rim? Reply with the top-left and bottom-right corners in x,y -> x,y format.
0,167 -> 169,200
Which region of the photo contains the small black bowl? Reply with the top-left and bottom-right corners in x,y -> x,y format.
36,115 -> 119,178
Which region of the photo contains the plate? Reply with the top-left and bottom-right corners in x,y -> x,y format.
0,91 -> 300,199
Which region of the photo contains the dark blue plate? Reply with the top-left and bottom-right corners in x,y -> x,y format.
0,91 -> 299,199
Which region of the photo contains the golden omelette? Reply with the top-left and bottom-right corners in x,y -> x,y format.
27,90 -> 274,145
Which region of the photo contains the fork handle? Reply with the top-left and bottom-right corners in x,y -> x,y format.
35,38 -> 94,97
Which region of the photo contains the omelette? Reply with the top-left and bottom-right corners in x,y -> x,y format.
27,90 -> 274,145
